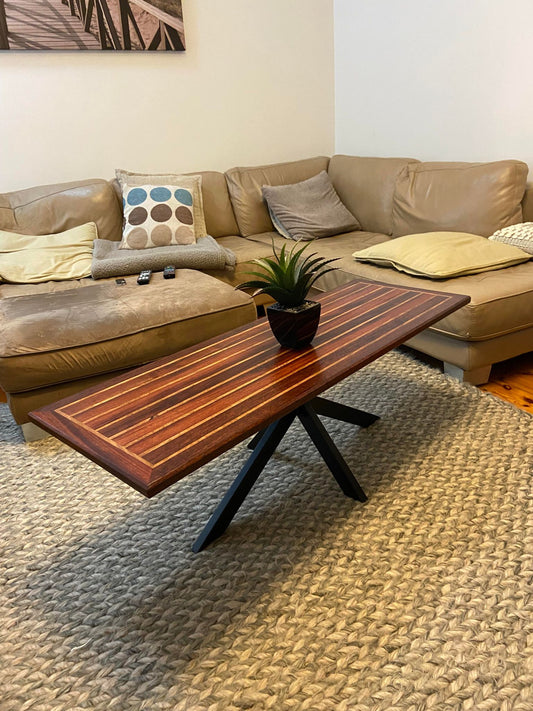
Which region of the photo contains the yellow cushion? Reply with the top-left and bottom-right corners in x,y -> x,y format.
353,231 -> 531,279
0,223 -> 96,283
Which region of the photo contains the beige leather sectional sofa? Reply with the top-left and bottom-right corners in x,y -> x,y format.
1,155 -> 532,439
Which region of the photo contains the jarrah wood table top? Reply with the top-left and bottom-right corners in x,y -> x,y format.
30,280 -> 469,497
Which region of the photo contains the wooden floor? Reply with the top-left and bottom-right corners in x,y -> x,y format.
1,353 -> 532,414
4,0 -> 101,50
480,352 -> 533,414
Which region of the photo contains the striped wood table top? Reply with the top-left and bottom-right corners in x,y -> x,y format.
30,280 -> 469,497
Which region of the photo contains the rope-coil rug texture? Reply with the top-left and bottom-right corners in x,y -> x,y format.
1,350 -> 532,711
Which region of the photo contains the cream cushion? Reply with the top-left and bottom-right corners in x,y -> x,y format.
353,231 -> 531,279
0,223 -> 96,283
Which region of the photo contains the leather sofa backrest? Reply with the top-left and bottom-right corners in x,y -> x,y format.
192,171 -> 240,238
0,179 -> 123,241
521,184 -> 533,222
392,160 -> 529,237
110,170 -> 240,239
225,156 -> 330,237
328,155 -> 419,236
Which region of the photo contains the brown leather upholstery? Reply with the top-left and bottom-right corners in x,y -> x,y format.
225,156 -> 330,237
0,179 -> 123,241
203,234 -> 276,289
1,155 -> 533,429
392,160 -> 528,237
0,270 -> 256,422
521,184 -> 533,222
328,155 -> 419,235
250,228 -> 533,341
110,170 -> 240,239
194,171 -> 240,238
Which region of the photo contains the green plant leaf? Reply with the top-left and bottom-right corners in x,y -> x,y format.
306,267 -> 340,291
235,236 -> 339,305
236,279 -> 272,290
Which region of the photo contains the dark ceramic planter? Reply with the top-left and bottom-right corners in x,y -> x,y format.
266,300 -> 321,349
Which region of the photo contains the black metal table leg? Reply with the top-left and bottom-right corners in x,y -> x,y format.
192,412 -> 297,552
297,404 -> 368,502
247,428 -> 267,450
194,397 -> 376,551
311,396 -> 379,428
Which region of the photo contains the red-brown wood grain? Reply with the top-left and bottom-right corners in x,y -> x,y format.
29,280 -> 469,497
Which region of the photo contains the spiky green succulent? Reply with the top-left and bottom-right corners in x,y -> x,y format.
237,240 -> 339,308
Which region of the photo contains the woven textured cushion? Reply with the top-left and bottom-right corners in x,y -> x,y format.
0,223 -> 96,283
489,222 -> 533,255
262,171 -> 359,241
353,231 -> 531,279
116,169 -> 207,245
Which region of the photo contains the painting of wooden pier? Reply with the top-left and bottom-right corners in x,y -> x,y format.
0,0 -> 185,51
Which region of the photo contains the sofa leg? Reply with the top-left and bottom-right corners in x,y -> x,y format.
21,422 -> 50,442
443,362 -> 492,385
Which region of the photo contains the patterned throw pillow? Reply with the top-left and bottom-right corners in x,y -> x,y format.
489,222 -> 533,255
116,169 -> 207,248
120,184 -> 196,249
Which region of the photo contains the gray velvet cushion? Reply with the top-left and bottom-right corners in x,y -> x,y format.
262,171 -> 360,241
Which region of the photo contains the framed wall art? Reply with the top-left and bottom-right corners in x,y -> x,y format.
0,0 -> 185,51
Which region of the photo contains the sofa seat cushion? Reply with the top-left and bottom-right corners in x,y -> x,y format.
203,235 -> 276,289
0,270 -> 255,393
247,230 -> 387,273
302,234 -> 533,342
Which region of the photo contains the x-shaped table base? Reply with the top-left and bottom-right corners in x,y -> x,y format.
192,397 -> 379,552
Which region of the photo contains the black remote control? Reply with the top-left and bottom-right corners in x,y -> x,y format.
137,270 -> 152,285
163,265 -> 175,279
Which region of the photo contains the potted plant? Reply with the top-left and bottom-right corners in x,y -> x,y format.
237,240 -> 339,349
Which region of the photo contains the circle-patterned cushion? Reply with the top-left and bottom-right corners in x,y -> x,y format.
489,222 -> 533,255
120,184 -> 196,249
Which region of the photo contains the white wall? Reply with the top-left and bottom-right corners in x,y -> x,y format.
0,0 -> 334,192
334,0 -> 533,176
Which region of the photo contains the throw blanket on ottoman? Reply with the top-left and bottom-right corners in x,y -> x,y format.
91,236 -> 236,279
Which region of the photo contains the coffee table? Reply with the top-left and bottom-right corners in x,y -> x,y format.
30,279 -> 469,551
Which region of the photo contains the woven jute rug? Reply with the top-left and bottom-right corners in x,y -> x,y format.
1,350 -> 532,711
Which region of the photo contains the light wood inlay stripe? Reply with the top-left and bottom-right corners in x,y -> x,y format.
147,293 -> 451,473
60,281 -> 376,419
30,280 -> 468,496
78,283 -> 387,429
117,291 -> 428,452
94,285 -> 396,436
